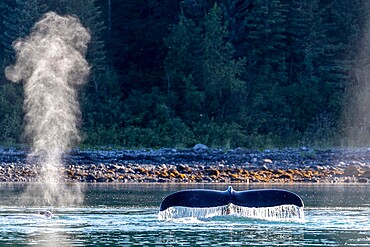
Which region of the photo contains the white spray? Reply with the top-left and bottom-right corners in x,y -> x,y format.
158,204 -> 305,222
5,12 -> 90,207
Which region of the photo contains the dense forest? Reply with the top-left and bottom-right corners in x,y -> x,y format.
0,0 -> 370,148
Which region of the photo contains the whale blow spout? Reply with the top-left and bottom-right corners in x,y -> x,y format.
5,12 -> 90,207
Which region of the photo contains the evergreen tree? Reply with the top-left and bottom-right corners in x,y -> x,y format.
0,0 -> 46,144
163,10 -> 204,122
62,0 -> 107,92
0,83 -> 23,144
200,3 -> 246,121
317,2 -> 347,115
218,0 -> 237,41
0,1 -> 7,79
339,0 -> 370,145
1,0 -> 47,65
287,0 -> 326,131
51,0 -> 123,143
242,0 -> 290,134
1,0 -> 369,147
111,0 -> 180,94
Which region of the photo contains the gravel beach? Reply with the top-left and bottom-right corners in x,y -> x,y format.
1,145 -> 370,183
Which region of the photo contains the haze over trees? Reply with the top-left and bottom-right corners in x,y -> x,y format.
0,0 -> 369,148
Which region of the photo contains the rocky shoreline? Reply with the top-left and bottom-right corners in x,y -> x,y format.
1,145 -> 370,183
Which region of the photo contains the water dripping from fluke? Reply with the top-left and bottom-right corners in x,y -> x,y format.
158,204 -> 304,222
158,186 -> 305,222
5,12 -> 90,207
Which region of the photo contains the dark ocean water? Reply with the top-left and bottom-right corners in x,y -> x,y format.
0,183 -> 368,246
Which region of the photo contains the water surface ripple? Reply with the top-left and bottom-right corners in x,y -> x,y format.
0,184 -> 368,246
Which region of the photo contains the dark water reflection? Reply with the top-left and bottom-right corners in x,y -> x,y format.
84,183 -> 370,208
0,183 -> 368,246
0,183 -> 368,208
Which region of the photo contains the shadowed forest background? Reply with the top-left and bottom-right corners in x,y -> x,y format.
1,0 -> 370,148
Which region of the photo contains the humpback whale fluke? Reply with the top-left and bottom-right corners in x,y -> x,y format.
159,186 -> 304,211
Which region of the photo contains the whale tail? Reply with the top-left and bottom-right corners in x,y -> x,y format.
159,186 -> 304,211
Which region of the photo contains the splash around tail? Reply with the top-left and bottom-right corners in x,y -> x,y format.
158,186 -> 304,221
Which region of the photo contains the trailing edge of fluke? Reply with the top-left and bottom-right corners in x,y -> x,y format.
159,186 -> 304,211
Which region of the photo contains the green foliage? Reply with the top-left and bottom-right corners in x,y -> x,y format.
1,0 -> 47,66
0,0 -> 46,145
200,3 -> 246,121
301,112 -> 337,147
0,83 -> 23,144
339,1 -> 370,146
164,11 -> 204,122
193,122 -> 246,149
63,0 -> 107,83
1,0 -> 370,148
